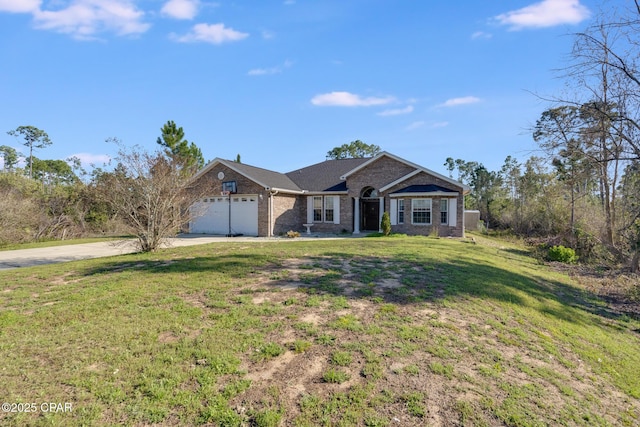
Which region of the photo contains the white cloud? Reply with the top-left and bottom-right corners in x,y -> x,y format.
248,60 -> 293,76
440,96 -> 481,107
0,0 -> 40,13
430,121 -> 449,129
471,31 -> 492,40
494,0 -> 590,30
69,152 -> 111,166
311,91 -> 394,107
33,0 -> 150,39
377,105 -> 414,117
161,0 -> 199,20
405,121 -> 425,131
173,23 -> 249,44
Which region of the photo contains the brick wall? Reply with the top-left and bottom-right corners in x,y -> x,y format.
345,157 -> 465,238
382,171 -> 465,237
296,194 -> 352,234
272,194 -> 303,235
346,156 -> 415,198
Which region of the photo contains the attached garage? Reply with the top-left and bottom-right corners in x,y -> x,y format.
190,195 -> 258,236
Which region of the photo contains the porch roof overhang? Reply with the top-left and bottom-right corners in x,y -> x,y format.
304,191 -> 349,195
389,184 -> 459,198
389,192 -> 459,198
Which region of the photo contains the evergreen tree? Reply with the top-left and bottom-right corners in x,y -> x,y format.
156,120 -> 204,171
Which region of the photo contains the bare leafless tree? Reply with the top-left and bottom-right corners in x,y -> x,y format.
96,143 -> 207,252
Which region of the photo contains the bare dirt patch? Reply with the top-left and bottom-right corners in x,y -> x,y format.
158,331 -> 179,344
219,254 -> 640,425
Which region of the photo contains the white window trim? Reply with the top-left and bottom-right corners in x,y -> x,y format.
308,195 -> 340,224
411,198 -> 432,225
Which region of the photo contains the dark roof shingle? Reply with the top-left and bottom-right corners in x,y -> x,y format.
228,161 -> 302,192
286,158 -> 370,192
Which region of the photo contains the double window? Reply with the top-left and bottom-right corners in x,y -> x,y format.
411,199 -> 432,225
312,196 -> 338,223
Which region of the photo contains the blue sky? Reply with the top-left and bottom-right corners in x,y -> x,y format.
0,0 -> 619,175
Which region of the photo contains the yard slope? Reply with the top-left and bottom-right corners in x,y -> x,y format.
1,236 -> 638,426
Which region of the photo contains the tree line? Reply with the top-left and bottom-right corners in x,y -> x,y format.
450,3 -> 640,272
1,5 -> 639,271
0,121 -> 207,251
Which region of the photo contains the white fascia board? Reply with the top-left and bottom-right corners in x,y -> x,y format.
269,187 -> 307,195
189,157 -> 225,183
379,169 -> 422,192
192,159 -> 301,193
304,191 -> 348,195
339,152 -> 388,180
389,191 -> 459,198
189,158 -> 269,186
340,151 -> 470,194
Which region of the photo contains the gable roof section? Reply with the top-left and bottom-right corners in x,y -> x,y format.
286,158 -> 370,192
341,151 -> 470,194
192,158 -> 303,193
191,152 -> 469,195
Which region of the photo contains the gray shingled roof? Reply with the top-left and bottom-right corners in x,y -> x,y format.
285,158 -> 371,192
227,161 -> 302,192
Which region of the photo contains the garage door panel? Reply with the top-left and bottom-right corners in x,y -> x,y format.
230,196 -> 258,235
190,195 -> 257,236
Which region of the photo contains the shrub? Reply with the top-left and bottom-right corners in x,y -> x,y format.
381,211 -> 391,236
286,230 -> 300,238
547,245 -> 578,263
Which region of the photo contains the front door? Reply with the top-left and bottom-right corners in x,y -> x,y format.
361,200 -> 379,231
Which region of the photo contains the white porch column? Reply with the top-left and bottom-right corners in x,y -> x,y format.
378,197 -> 384,232
353,197 -> 360,234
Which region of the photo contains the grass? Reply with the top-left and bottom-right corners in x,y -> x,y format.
0,236 -> 639,426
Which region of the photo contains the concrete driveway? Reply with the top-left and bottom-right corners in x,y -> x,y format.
0,234 -> 350,270
0,235 -> 268,270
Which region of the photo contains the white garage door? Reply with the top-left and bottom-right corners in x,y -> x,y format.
190,195 -> 258,236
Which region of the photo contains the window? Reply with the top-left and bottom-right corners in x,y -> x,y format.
440,199 -> 448,224
361,187 -> 378,198
313,196 -> 323,222
324,196 -> 334,222
397,199 -> 405,224
310,196 -> 339,223
412,199 -> 431,224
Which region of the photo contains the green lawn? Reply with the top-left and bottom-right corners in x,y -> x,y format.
1,236 -> 638,426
